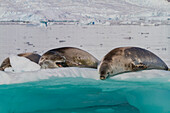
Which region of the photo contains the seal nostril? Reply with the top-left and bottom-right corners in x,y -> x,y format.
100,76 -> 106,80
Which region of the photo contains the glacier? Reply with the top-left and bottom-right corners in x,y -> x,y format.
0,0 -> 169,25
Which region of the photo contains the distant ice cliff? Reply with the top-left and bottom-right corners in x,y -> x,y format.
0,0 -> 169,25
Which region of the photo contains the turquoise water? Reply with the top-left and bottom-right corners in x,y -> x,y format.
0,73 -> 170,113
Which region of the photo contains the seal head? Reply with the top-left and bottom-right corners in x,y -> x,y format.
99,62 -> 111,80
39,51 -> 67,69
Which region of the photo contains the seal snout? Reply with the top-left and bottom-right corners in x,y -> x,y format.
39,60 -> 53,69
99,62 -> 110,80
100,76 -> 106,80
39,62 -> 48,69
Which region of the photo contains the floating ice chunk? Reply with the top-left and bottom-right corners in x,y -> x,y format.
9,55 -> 40,72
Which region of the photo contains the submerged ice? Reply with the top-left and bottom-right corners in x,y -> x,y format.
0,57 -> 170,113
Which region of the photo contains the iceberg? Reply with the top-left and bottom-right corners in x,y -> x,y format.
0,56 -> 170,113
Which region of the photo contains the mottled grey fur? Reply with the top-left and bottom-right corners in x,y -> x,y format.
99,47 -> 168,80
39,47 -> 99,69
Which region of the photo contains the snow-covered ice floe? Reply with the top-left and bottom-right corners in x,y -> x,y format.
0,55 -> 170,84
4,55 -> 40,72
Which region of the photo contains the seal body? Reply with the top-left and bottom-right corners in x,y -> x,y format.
98,47 -> 168,80
0,53 -> 41,71
39,47 -> 99,69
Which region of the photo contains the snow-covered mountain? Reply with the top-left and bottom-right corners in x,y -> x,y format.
0,0 -> 169,25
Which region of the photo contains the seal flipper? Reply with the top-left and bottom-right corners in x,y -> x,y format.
132,63 -> 147,71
